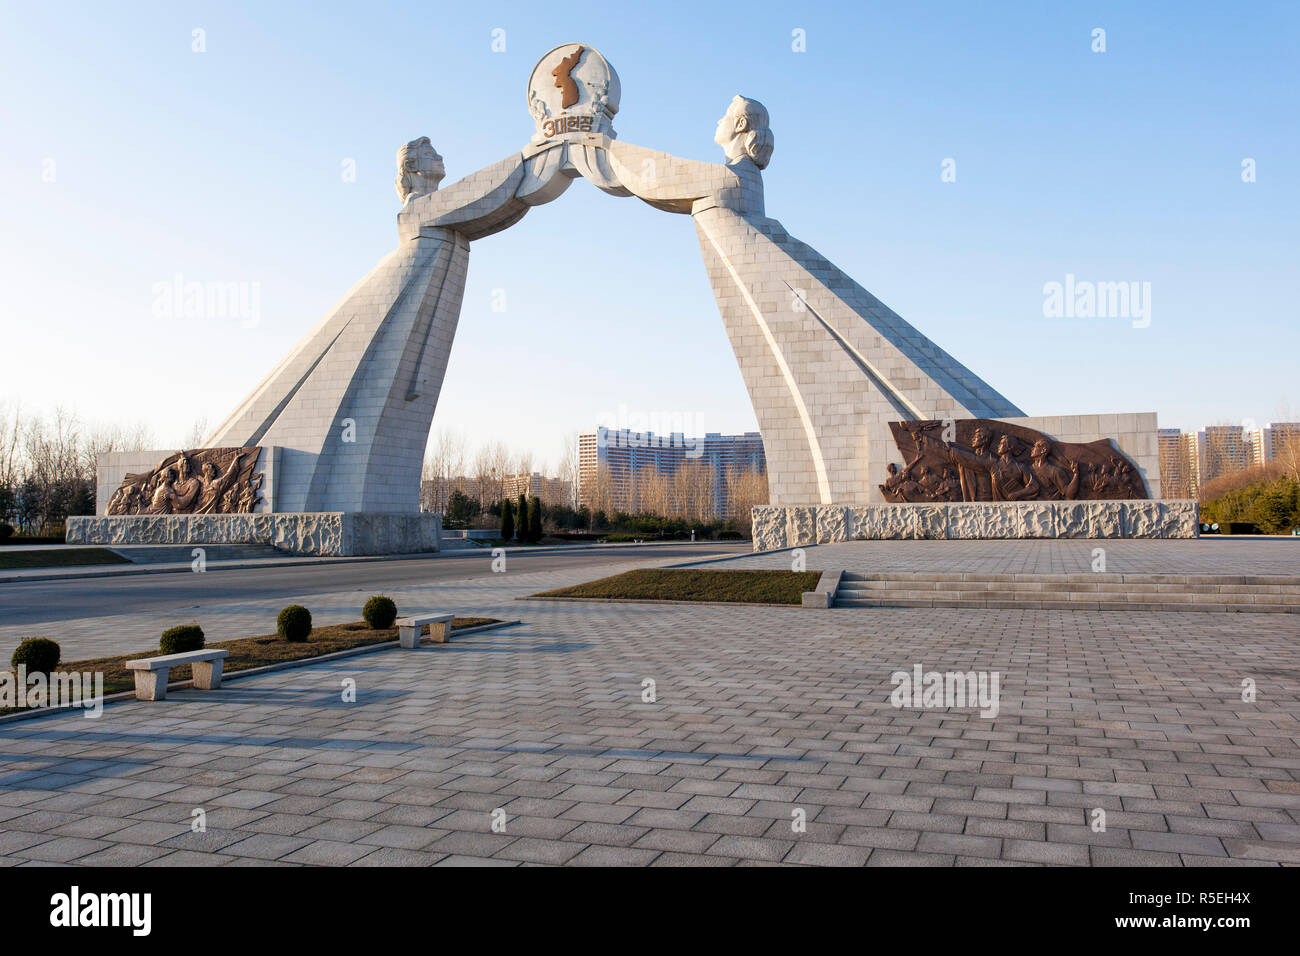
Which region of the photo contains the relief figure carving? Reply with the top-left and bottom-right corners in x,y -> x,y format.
880,420 -> 1147,503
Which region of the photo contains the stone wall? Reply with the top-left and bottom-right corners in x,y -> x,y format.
752,500 -> 1198,550
66,512 -> 442,557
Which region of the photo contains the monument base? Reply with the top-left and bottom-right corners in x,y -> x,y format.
66,513 -> 443,557
752,500 -> 1198,551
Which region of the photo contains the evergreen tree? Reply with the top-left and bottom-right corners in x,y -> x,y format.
528,496 -> 543,542
500,498 -> 514,541
517,494 -> 528,542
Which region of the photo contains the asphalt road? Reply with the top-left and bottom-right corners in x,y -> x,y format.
0,542 -> 750,627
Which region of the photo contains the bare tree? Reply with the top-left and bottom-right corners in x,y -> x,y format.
672,459 -> 717,523
725,465 -> 769,534
557,433 -> 581,508
586,462 -> 615,516
1271,402 -> 1300,482
184,417 -> 209,449
1158,433 -> 1197,499
422,428 -> 467,514
637,464 -> 673,517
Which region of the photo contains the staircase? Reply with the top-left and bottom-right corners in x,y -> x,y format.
834,571 -> 1300,613
438,537 -> 483,551
110,544 -> 284,564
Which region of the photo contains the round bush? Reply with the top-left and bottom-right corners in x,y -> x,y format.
0,522 -> 13,541
160,624 -> 205,655
11,637 -> 60,675
277,604 -> 312,642
363,595 -> 397,630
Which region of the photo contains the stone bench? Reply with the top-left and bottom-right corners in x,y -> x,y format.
125,649 -> 230,701
395,613 -> 455,649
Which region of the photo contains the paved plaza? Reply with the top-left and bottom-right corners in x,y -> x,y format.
0,539 -> 1297,866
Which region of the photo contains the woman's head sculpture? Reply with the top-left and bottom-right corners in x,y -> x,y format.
714,95 -> 774,170
395,137 -> 446,204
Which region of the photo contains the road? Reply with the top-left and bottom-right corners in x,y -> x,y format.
0,543 -> 750,627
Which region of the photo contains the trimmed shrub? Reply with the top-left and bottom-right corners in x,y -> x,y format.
0,522 -> 13,541
277,604 -> 312,642
1219,521 -> 1260,535
500,499 -> 514,542
11,637 -> 60,675
717,530 -> 744,540
160,624 -> 205,655
363,595 -> 397,629
528,496 -> 543,543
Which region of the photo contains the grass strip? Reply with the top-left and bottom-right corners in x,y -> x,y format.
533,568 -> 821,605
0,548 -> 132,570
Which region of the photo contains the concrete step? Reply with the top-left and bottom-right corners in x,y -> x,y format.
110,544 -> 284,564
833,569 -> 1300,613
835,587 -> 1296,606
437,538 -> 484,551
838,571 -> 1300,587
835,583 -> 1300,601
834,597 -> 1298,613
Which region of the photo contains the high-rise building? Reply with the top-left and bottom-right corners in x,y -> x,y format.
1157,428 -> 1198,498
1196,425 -> 1251,487
578,427 -> 766,519
502,472 -> 570,505
1157,421 -> 1298,499
1250,422 -> 1300,468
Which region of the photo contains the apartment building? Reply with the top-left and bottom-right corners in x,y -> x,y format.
578,426 -> 766,519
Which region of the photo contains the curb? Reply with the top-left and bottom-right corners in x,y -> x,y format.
0,541 -> 749,585
519,595 -> 806,609
0,619 -> 522,726
662,543 -> 809,568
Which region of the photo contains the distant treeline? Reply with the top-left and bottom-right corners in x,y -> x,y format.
1199,462 -> 1300,534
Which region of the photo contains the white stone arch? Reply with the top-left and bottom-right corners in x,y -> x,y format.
205,127 -> 1022,513
206,49 -> 1021,513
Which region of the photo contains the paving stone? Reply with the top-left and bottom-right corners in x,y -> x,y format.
356,825 -> 442,850
1002,839 -> 1090,866
706,835 -> 794,862
74,843 -> 173,866
0,548 -> 1295,870
493,838 -> 585,865
350,847 -> 448,866
282,840 -> 377,866
568,845 -> 661,867
917,832 -> 1001,858
219,833 -> 313,861
561,822 -> 649,848
1090,847 -> 1183,866
784,841 -> 873,866
866,850 -> 953,866
14,837 -> 111,863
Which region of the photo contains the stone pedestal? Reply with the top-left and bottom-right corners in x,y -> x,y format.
752,500 -> 1198,550
66,512 -> 442,557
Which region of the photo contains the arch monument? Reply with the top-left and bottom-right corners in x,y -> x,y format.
71,43 -> 1194,554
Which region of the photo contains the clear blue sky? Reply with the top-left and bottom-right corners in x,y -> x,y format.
2,0 -> 1296,469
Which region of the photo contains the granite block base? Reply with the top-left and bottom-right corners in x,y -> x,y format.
752,500 -> 1198,551
66,512 -> 443,557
